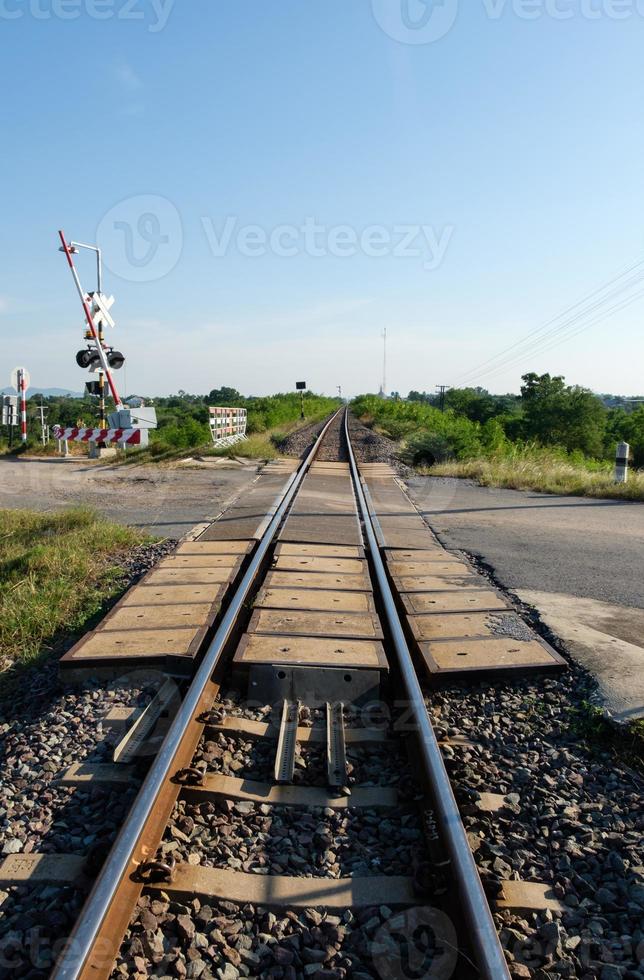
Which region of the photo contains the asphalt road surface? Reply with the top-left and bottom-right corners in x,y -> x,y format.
406,477 -> 644,722
0,456 -> 259,539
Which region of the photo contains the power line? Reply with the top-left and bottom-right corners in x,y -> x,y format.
451,258 -> 644,388
460,271 -> 644,387
472,284 -> 644,388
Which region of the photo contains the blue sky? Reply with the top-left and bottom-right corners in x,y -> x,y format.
1,0 -> 644,398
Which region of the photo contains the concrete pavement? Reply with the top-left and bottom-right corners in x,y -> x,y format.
406,477 -> 644,723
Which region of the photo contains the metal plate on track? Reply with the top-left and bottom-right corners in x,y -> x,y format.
373,528 -> 438,549
62,626 -> 206,664
234,633 -> 388,669
141,565 -> 242,586
278,516 -> 362,547
275,543 -> 363,559
387,560 -> 470,577
247,664 -> 382,707
255,588 -> 375,613
402,590 -> 510,614
155,555 -> 244,569
248,609 -> 383,639
407,611 -> 529,641
272,556 -> 365,575
177,540 -> 253,555
265,570 -> 371,591
392,573 -> 487,593
101,603 -> 216,631
385,548 -> 445,561
419,637 -> 565,675
121,583 -> 225,606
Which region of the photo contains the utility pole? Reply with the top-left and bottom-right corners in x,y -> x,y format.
378,328 -> 387,398
436,385 -> 449,412
37,401 -> 49,445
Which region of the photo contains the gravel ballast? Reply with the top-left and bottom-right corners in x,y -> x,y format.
428,668 -> 644,979
0,539 -> 178,977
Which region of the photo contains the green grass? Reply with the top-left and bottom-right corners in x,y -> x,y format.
352,394 -> 644,501
0,507 -> 149,673
428,450 -> 644,500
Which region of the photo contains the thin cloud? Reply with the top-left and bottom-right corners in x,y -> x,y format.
114,62 -> 143,92
0,296 -> 9,314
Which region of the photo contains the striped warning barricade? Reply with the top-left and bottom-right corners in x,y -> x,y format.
52,425 -> 148,451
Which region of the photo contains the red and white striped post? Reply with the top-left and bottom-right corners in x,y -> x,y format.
18,369 -> 27,443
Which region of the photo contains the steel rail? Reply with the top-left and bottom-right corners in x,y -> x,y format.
344,411 -> 511,980
52,410 -> 342,980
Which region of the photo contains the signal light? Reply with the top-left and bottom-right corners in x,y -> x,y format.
107,350 -> 125,370
76,348 -> 101,369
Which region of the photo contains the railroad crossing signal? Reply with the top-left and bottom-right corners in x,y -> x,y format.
86,291 -> 115,330
2,395 -> 17,426
10,367 -> 30,391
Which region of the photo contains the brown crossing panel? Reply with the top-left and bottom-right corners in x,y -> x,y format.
248,608 -> 383,640
275,543 -> 364,559
201,461 -> 297,541
264,570 -> 371,591
391,573 -> 487,593
60,534 -> 252,676
100,603 -> 216,632
407,611 -> 528,641
402,590 -> 510,614
121,583 -> 225,606
175,541 -> 253,556
360,466 -> 565,680
62,626 -> 207,669
234,634 -> 388,670
255,587 -> 375,613
279,515 -> 362,547
387,560 -> 471,577
272,555 -> 365,575
419,637 -> 565,675
384,548 -> 447,561
159,555 -> 247,569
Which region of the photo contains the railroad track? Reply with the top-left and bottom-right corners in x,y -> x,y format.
35,408 -> 567,979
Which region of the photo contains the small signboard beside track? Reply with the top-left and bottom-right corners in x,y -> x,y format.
209,407 -> 247,447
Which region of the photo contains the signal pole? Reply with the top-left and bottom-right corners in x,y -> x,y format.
378,328 -> 387,398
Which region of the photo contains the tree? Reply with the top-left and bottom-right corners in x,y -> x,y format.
207,386 -> 243,405
606,405 -> 644,466
520,373 -> 606,456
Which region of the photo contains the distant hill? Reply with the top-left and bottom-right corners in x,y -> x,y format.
0,387 -> 84,399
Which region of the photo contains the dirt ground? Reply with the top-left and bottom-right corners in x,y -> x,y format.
0,456 -> 261,539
